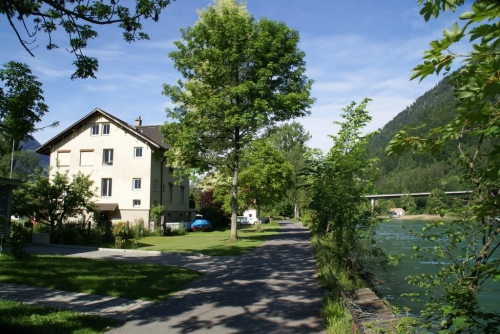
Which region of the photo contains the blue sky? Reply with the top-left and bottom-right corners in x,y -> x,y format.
0,0 -> 463,153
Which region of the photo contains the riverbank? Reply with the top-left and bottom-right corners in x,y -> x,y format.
378,214 -> 456,221
397,214 -> 455,221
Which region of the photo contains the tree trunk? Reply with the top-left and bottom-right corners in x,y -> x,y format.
230,149 -> 240,242
256,196 -> 261,231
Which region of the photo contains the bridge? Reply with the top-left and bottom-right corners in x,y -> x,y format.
365,191 -> 473,207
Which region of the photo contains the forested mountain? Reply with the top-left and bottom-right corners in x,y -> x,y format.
368,76 -> 469,194
0,138 -> 49,180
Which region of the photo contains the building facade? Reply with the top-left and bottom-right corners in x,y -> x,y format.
36,108 -> 193,226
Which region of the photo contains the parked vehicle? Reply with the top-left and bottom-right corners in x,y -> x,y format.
236,216 -> 250,225
243,209 -> 258,224
190,219 -> 213,231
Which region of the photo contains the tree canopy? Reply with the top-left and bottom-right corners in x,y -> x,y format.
305,98 -> 379,268
1,0 -> 176,79
265,122 -> 311,218
238,140 -> 294,219
13,169 -> 96,232
161,0 -> 314,241
387,1 -> 500,331
0,61 -> 55,146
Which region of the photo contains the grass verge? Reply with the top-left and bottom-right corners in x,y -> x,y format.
107,223 -> 281,256
0,299 -> 119,334
0,255 -> 202,302
311,237 -> 368,334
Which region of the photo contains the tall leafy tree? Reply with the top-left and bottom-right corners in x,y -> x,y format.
13,169 -> 96,232
1,0 -> 176,79
239,140 -> 294,223
387,1 -> 500,331
265,122 -> 311,218
0,61 -> 55,147
161,0 -> 314,241
306,98 -> 379,268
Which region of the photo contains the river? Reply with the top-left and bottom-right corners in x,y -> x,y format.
370,219 -> 500,316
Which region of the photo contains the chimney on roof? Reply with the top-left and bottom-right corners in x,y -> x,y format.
135,116 -> 142,127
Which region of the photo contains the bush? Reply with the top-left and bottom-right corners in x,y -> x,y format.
172,223 -> 187,236
87,226 -> 105,246
131,219 -> 148,238
130,219 -> 148,249
7,222 -> 30,258
51,226 -> 85,245
32,223 -> 50,234
301,211 -> 313,227
112,221 -> 128,248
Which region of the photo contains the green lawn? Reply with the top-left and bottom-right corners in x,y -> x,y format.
0,299 -> 119,334
0,255 -> 202,302
114,223 -> 281,256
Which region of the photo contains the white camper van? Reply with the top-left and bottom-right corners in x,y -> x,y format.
243,209 -> 258,225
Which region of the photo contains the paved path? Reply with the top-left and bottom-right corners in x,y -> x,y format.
1,221 -> 325,333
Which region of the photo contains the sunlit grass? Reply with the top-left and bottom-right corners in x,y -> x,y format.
0,299 -> 119,334
311,236 -> 367,333
106,223 -> 281,256
0,255 -> 202,302
321,294 -> 352,334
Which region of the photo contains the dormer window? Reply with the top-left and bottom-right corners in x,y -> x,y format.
91,125 -> 99,136
102,124 -> 110,135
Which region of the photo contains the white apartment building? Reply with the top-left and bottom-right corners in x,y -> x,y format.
36,108 -> 193,225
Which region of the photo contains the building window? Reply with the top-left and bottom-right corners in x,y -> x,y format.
168,183 -> 173,202
101,178 -> 112,197
80,150 -> 93,166
180,186 -> 185,204
133,199 -> 141,207
103,149 -> 113,166
162,184 -> 165,193
102,123 -> 110,135
57,150 -> 70,167
154,200 -> 158,206
133,178 -> 142,190
154,180 -> 158,192
91,125 -> 99,136
134,147 -> 143,158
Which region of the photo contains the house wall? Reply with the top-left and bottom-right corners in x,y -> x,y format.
47,114 -> 190,225
149,151 -> 191,223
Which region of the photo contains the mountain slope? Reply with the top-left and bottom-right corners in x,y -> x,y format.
368,76 -> 469,193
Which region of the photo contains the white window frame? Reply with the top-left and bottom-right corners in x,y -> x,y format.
101,178 -> 112,197
133,199 -> 141,207
133,178 -> 142,190
91,124 -> 99,136
102,123 -> 110,135
103,149 -> 113,166
134,147 -> 143,158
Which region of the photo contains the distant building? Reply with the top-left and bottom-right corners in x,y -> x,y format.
389,208 -> 405,217
36,108 -> 194,226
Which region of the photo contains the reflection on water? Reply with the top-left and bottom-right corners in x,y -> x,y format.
371,219 -> 500,316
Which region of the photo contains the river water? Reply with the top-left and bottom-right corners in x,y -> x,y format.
370,219 -> 500,316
